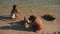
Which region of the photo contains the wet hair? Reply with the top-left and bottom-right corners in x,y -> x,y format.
29,15 -> 36,22
13,5 -> 16,9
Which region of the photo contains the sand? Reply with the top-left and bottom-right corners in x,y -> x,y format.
0,5 -> 60,34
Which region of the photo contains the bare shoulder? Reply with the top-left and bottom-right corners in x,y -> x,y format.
35,17 -> 41,21
35,17 -> 43,24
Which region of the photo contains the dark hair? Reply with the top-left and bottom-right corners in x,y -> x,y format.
13,5 -> 16,9
29,15 -> 36,22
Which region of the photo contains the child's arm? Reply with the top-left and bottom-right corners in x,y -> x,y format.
24,17 -> 30,24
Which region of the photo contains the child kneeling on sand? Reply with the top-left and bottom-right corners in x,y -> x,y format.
24,15 -> 43,32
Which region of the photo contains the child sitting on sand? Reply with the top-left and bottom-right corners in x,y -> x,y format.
11,5 -> 22,21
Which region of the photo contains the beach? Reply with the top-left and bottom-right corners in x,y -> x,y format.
0,0 -> 60,34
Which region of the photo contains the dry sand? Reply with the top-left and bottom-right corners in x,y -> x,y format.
0,5 -> 60,34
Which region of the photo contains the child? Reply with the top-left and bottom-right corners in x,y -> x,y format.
24,15 -> 43,32
29,15 -> 43,32
11,5 -> 22,21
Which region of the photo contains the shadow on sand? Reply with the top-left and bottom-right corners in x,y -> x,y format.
0,20 -> 35,32
0,16 -> 11,21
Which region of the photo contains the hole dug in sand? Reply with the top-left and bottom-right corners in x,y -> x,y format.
41,14 -> 55,21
